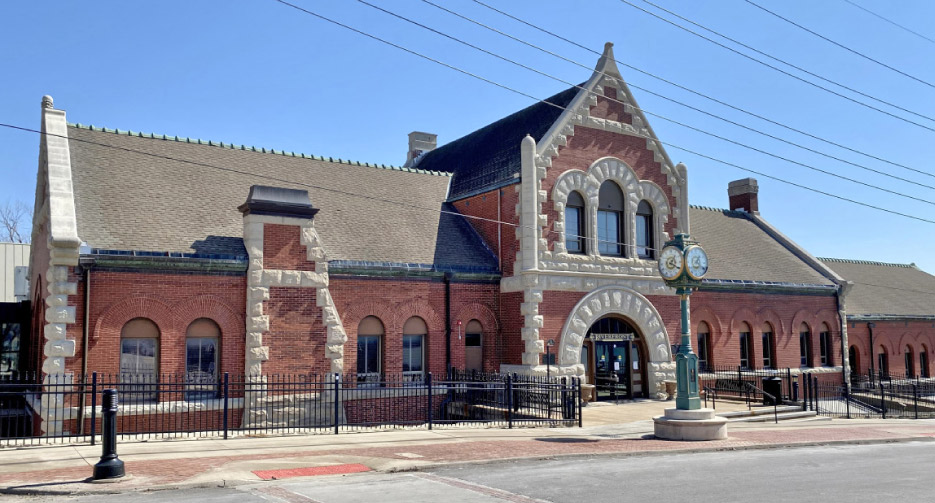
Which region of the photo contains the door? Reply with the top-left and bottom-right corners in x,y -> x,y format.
464,320 -> 483,372
594,341 -> 630,400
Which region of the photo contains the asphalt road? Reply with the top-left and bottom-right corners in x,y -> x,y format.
28,441 -> 935,502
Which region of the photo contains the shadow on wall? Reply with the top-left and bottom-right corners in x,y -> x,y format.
190,235 -> 246,257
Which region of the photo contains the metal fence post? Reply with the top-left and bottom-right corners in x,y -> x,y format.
913,384 -> 919,419
577,377 -> 583,428
333,374 -> 341,435
90,372 -> 98,446
222,373 -> 229,440
845,388 -> 851,419
426,372 -> 433,430
506,375 -> 513,429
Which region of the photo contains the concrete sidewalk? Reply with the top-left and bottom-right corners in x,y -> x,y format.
2,400 -> 934,496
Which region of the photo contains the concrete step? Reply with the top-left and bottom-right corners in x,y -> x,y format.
717,405 -> 802,418
726,410 -> 819,422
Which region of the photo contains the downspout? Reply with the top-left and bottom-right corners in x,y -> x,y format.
78,264 -> 91,436
444,272 -> 452,374
497,189 -> 502,271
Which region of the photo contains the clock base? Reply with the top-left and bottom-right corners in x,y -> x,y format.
653,408 -> 728,441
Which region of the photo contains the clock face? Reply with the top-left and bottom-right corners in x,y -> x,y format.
658,246 -> 684,280
685,245 -> 709,280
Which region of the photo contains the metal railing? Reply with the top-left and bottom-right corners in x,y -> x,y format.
808,372 -> 935,419
0,370 -> 581,447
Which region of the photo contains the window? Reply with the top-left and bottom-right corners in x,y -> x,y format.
762,323 -> 774,369
905,346 -> 914,378
186,318 -> 219,399
357,316 -> 384,385
565,191 -> 586,254
697,322 -> 711,372
120,318 -> 159,401
635,200 -> 654,259
1,323 -> 20,375
921,347 -> 929,378
465,320 -> 483,372
597,181 -> 624,256
877,346 -> 889,379
819,324 -> 832,366
402,317 -> 426,382
849,345 -> 859,377
739,323 -> 752,369
799,323 -> 812,367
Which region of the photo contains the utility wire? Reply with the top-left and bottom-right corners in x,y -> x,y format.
357,0 -> 935,206
268,0 -> 935,225
420,0 -> 935,189
842,0 -> 935,46
615,0 -> 935,132
745,0 -> 935,89
468,0 -> 935,180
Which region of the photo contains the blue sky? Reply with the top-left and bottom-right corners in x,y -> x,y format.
2,0 -> 934,273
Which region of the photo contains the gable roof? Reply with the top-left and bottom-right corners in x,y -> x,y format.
820,259 -> 935,318
415,86 -> 580,200
66,124 -> 498,273
689,206 -> 834,286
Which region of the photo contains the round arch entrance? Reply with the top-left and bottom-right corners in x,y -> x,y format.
583,316 -> 647,400
557,285 -> 674,398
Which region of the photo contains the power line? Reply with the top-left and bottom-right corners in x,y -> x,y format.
745,0 -> 935,89
842,0 -> 935,46
268,0 -> 935,225
468,0 -> 935,180
616,0 -> 935,132
356,0 -> 935,206
419,0 -> 935,189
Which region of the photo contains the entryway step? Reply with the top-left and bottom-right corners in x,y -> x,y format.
717,405 -> 802,418
726,410 -> 819,422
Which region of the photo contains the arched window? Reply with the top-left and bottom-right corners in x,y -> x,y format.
120,318 -> 159,400
465,320 -> 483,372
849,345 -> 860,377
565,191 -> 586,254
905,345 -> 915,379
635,200 -> 654,259
739,322 -> 753,369
799,323 -> 812,367
185,318 -> 220,398
597,181 -> 624,257
819,323 -> 832,367
921,345 -> 929,378
357,316 -> 384,384
878,345 -> 889,379
761,322 -> 775,369
697,321 -> 711,371
403,317 -> 427,381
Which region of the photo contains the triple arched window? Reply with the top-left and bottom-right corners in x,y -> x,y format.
562,183 -> 656,260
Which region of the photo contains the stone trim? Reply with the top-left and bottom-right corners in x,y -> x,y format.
243,214 -> 347,376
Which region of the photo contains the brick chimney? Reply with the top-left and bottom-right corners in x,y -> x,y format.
728,178 -> 759,213
404,131 -> 437,168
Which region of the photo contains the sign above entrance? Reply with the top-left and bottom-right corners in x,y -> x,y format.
589,333 -> 636,342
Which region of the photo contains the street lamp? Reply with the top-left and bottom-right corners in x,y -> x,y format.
545,339 -> 556,380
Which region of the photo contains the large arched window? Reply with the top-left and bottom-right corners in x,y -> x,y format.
878,345 -> 889,379
565,191 -> 586,254
357,316 -> 384,384
597,181 -> 624,256
465,320 -> 483,372
819,323 -> 832,367
761,322 -> 775,370
697,321 -> 711,372
799,323 -> 813,367
905,345 -> 915,378
739,322 -> 753,370
120,318 -> 159,400
635,200 -> 654,259
849,345 -> 860,377
186,318 -> 220,398
403,317 -> 427,381
921,345 -> 929,378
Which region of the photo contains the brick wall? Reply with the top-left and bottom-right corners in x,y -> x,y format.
847,320 -> 935,377
264,287 -> 327,375
264,223 -> 315,271
452,186 -> 519,277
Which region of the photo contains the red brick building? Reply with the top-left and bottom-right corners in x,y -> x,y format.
23,44 -> 934,433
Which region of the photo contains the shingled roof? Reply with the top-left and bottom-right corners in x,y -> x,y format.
416,86 -> 580,201
689,206 -> 834,286
66,125 -> 498,272
820,259 -> 935,318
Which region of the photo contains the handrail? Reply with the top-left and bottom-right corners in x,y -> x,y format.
702,385 -> 718,410
743,382 -> 778,424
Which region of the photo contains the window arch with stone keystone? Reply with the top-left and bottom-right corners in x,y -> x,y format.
556,285 -> 674,396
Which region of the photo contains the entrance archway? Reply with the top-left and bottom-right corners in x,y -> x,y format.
557,286 -> 673,397
848,345 -> 860,377
583,317 -> 646,400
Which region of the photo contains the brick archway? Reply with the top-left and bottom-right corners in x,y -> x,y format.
557,285 -> 672,395
93,296 -> 177,343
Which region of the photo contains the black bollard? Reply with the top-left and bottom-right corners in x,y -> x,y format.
93,389 -> 125,480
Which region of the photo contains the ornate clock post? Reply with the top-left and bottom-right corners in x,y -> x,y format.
654,234 -> 726,440
658,234 -> 708,410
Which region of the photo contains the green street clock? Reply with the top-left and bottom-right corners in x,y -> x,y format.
657,233 -> 708,410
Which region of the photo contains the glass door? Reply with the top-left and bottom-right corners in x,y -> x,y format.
594,341 -> 630,400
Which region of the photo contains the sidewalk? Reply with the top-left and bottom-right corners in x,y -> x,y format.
2,400 -> 934,496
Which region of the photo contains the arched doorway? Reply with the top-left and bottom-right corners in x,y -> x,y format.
582,316 -> 646,400
848,345 -> 859,377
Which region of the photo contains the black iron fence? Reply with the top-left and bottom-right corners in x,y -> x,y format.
0,370 -> 581,447
700,365 -> 797,403
806,372 -> 935,419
